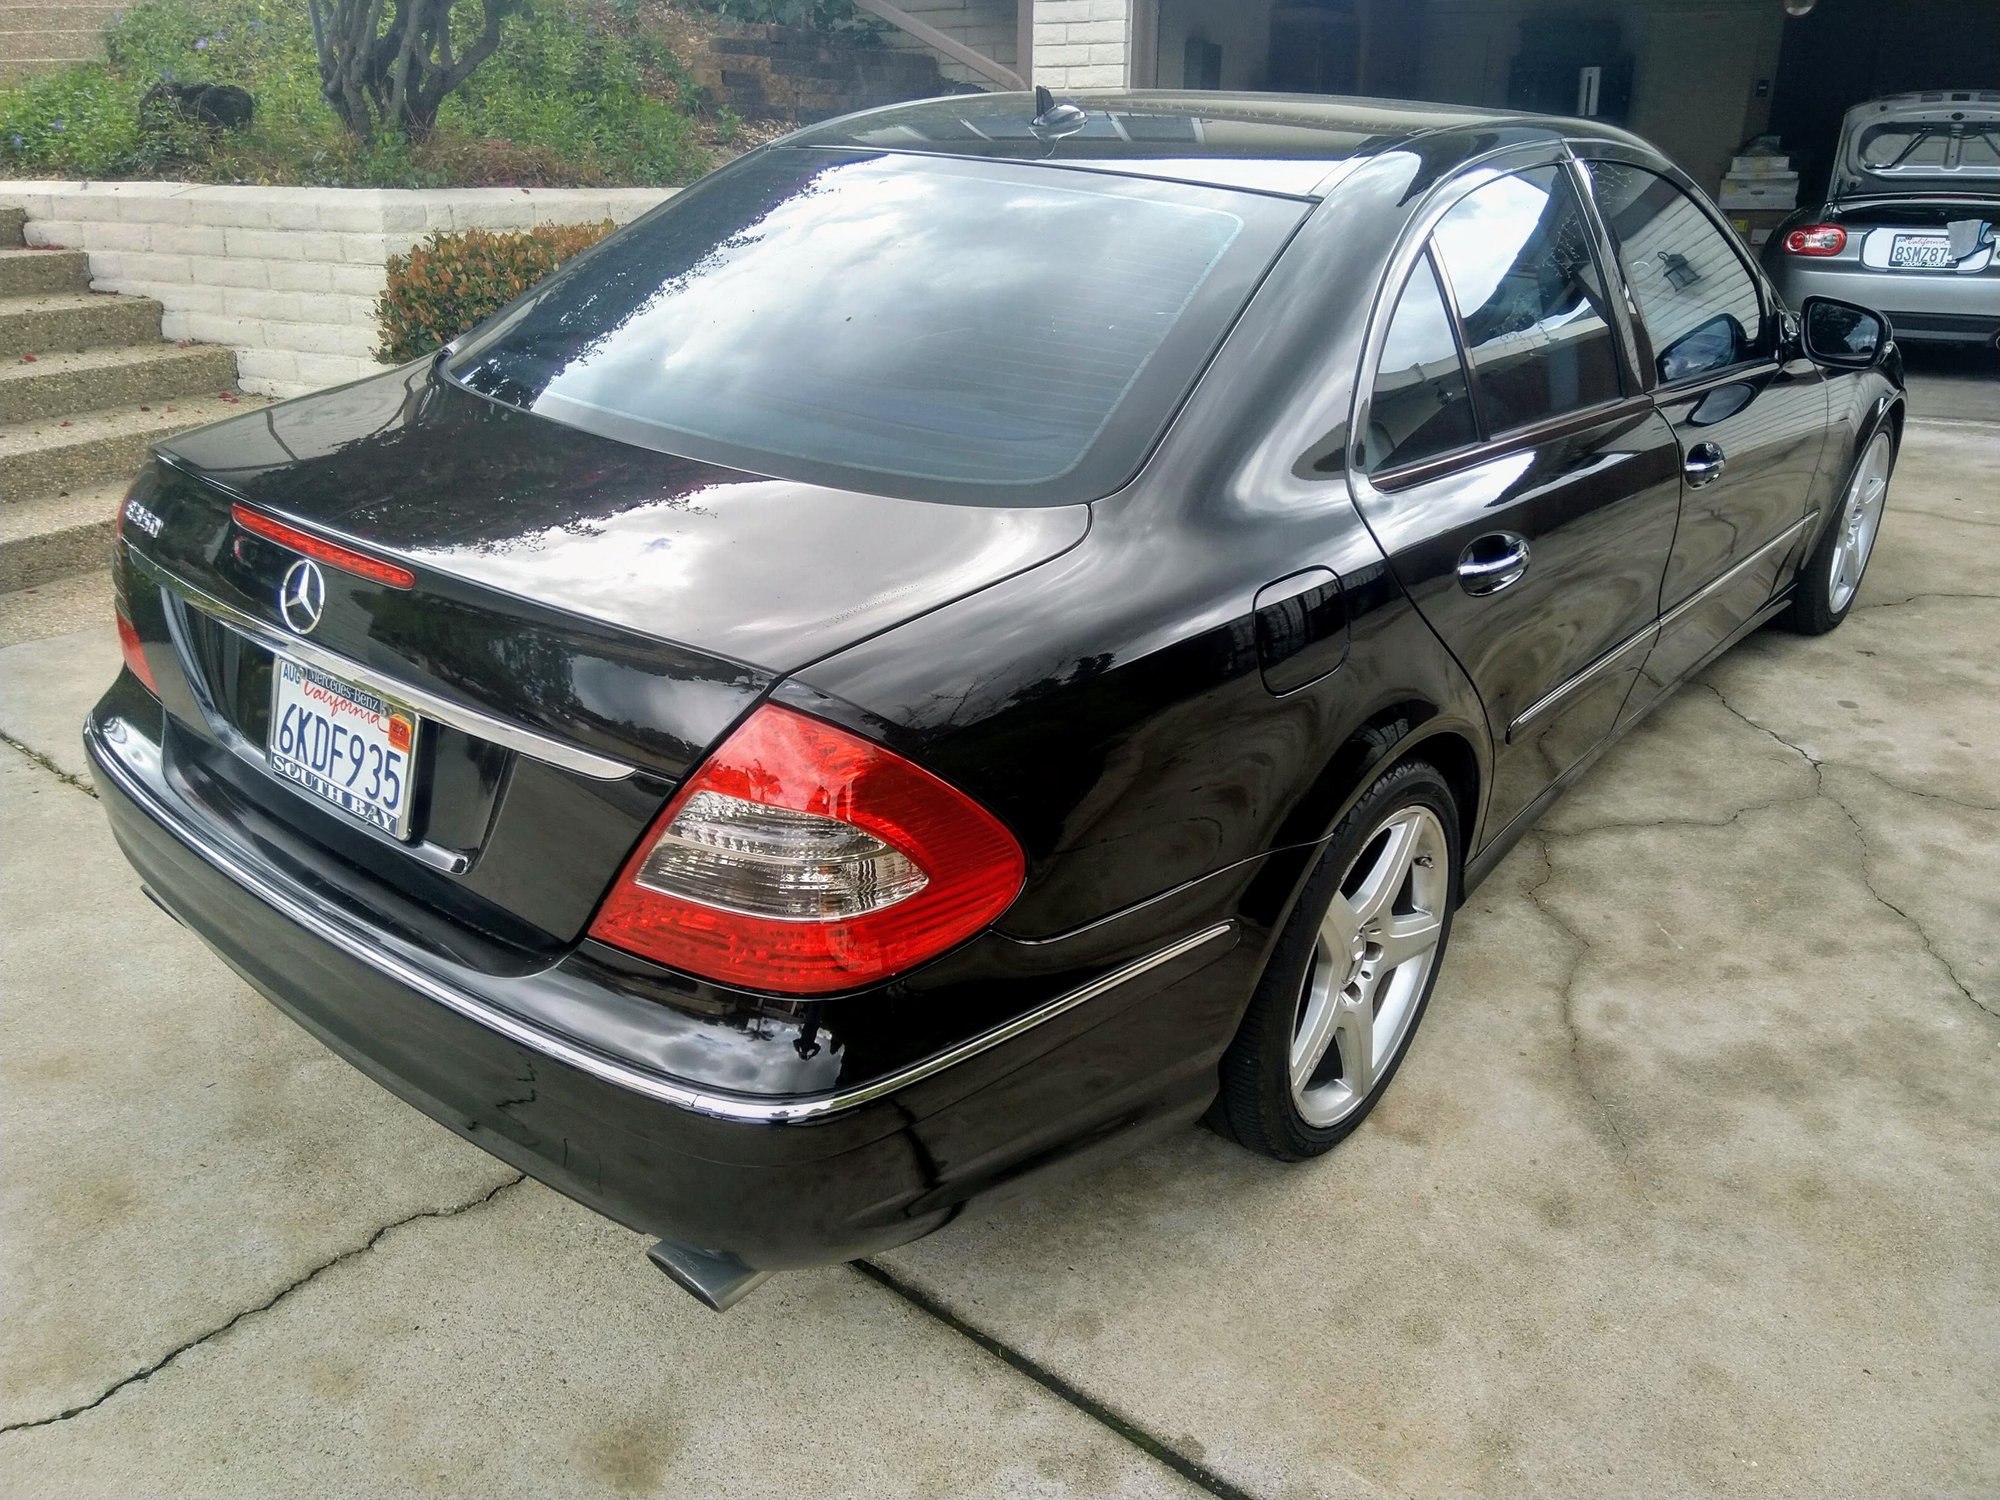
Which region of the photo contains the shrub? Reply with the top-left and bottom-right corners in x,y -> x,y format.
0,0 -> 710,186
377,219 -> 616,363
687,0 -> 877,33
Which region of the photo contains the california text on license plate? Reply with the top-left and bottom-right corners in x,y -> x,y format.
268,657 -> 420,839
1889,235 -> 1954,268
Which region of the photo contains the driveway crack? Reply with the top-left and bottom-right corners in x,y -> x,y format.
1522,835 -> 1640,1172
851,1259 -> 1271,1500
0,1175 -> 526,1435
1699,682 -> 1995,1025
1851,590 -> 2000,612
1,732 -> 97,800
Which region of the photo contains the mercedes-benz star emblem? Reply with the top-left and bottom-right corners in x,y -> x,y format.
278,558 -> 327,635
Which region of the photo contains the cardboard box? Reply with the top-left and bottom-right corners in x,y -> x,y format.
1718,181 -> 1798,211
1728,208 -> 1794,246
1729,153 -> 1795,177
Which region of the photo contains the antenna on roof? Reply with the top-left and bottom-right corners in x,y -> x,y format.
1031,85 -> 1089,136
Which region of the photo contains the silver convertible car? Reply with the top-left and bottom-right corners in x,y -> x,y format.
1764,90 -> 1999,348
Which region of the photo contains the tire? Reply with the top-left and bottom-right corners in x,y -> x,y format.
1212,759 -> 1461,1161
1785,426 -> 1896,636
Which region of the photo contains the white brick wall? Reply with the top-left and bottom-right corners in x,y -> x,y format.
0,181 -> 674,398
1032,0 -> 1129,90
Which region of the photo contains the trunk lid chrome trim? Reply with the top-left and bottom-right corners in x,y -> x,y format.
133,548 -> 637,782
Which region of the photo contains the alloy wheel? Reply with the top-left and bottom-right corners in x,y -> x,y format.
1828,432 -> 1892,614
1289,804 -> 1450,1128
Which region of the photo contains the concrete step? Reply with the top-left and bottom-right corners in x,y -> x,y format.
0,342 -> 241,424
0,28 -> 106,53
0,481 -> 119,592
0,291 -> 166,359
0,4 -> 127,24
0,208 -> 25,249
0,392 -> 249,500
0,247 -> 89,297
0,60 -> 95,82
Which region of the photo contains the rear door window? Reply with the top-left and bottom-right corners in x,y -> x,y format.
443,149 -> 1305,506
1363,250 -> 1477,472
1429,166 -> 1625,432
1585,161 -> 1765,384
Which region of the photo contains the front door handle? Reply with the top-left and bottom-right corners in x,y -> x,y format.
1457,532 -> 1532,596
1685,441 -> 1727,487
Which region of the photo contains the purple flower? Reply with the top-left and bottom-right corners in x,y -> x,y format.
51,116 -> 64,132
194,36 -> 208,48
10,134 -> 24,149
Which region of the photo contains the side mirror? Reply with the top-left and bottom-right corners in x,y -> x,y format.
1800,296 -> 1891,369
1657,313 -> 1747,384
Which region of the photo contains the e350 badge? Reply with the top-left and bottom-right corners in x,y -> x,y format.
123,497 -> 165,538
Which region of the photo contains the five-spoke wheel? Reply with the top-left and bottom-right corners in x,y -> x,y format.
1290,804 -> 1450,1129
1214,759 -> 1460,1159
1789,427 -> 1896,636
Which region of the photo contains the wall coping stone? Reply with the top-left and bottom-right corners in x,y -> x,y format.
0,181 -> 675,398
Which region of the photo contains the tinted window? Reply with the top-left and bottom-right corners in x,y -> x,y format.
1364,251 -> 1476,472
1586,161 -> 1764,383
445,150 -> 1303,505
1431,166 -> 1625,432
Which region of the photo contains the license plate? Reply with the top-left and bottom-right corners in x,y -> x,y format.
1888,235 -> 1954,268
267,658 -> 420,839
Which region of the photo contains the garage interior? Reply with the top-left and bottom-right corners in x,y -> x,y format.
1129,0 -> 1995,219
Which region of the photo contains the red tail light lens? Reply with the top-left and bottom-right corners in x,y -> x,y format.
230,504 -> 416,589
115,610 -> 159,694
588,704 -> 1024,995
1783,224 -> 1847,256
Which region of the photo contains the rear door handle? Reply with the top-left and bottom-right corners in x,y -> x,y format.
1457,532 -> 1532,596
1684,441 -> 1727,487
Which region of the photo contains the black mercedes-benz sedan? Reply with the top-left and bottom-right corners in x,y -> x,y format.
89,92 -> 1904,1310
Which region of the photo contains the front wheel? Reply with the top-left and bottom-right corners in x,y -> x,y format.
1786,427 -> 1895,635
1212,760 -> 1460,1161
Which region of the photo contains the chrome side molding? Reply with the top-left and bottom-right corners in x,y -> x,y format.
1508,513 -> 1813,740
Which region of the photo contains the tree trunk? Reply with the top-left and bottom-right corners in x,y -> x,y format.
306,0 -> 519,145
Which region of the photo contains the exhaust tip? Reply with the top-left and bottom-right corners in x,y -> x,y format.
646,1239 -> 771,1312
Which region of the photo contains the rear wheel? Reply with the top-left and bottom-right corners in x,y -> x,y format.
1213,760 -> 1460,1161
1786,428 -> 1895,635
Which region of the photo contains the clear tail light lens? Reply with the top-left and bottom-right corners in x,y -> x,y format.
588,704 -> 1024,995
1783,224 -> 1847,256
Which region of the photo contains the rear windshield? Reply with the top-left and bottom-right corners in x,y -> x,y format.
444,149 -> 1304,505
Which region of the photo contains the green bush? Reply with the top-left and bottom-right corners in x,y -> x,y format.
687,0 -> 878,33
376,219 -> 615,363
0,0 -> 712,186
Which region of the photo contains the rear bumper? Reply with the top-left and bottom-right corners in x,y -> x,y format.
87,685 -> 1246,1282
1766,258 -> 2000,344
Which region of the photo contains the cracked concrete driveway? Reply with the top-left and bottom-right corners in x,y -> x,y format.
2,393 -> 1996,1497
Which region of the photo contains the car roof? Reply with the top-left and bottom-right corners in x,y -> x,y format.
783,90 -> 1653,198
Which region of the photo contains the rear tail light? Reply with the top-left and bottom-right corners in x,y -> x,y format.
1783,224 -> 1847,256
588,704 -> 1024,995
112,483 -> 159,693
115,610 -> 159,694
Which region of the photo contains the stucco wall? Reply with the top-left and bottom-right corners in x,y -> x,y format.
0,181 -> 674,398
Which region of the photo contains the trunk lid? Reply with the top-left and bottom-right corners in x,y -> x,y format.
129,366 -> 1087,950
